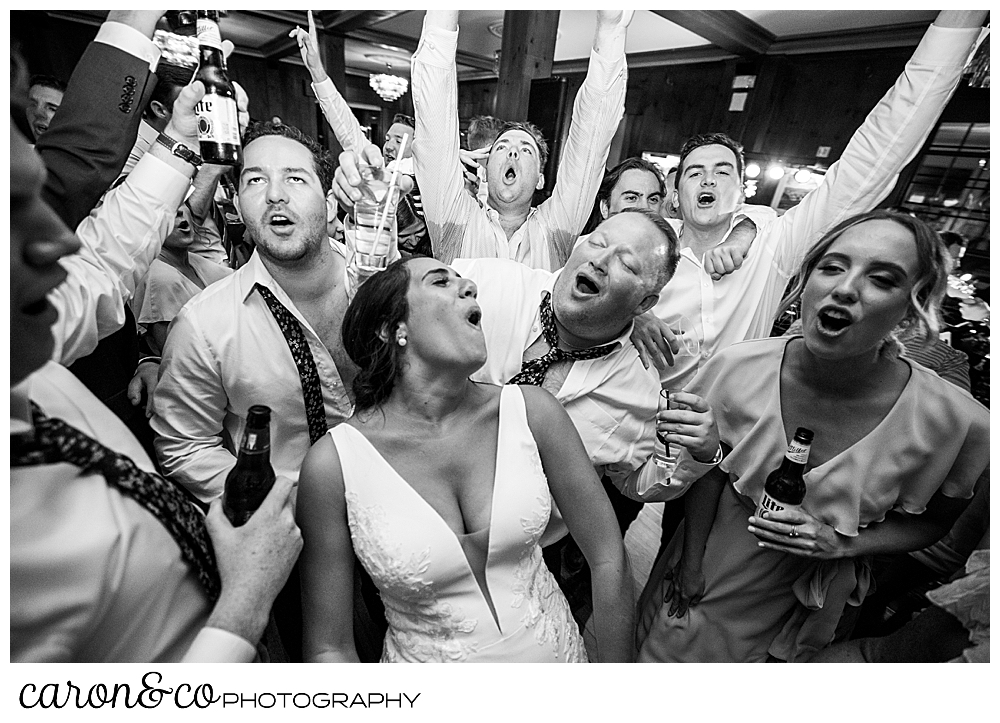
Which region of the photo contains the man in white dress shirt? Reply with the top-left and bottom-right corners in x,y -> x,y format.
10,52 -> 300,662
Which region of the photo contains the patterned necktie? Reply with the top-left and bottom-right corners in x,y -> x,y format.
507,291 -> 618,387
12,403 -> 220,603
255,284 -> 329,444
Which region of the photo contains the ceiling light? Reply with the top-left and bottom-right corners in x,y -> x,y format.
794,169 -> 811,184
745,163 -> 761,179
369,73 -> 408,102
767,165 -> 785,181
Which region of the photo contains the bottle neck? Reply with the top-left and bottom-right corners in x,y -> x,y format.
238,427 -> 271,456
779,441 -> 810,475
197,18 -> 223,50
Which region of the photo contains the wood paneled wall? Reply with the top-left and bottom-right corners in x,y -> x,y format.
499,44 -> 917,169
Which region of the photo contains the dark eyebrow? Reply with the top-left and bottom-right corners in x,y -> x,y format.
422,267 -> 452,281
683,163 -> 705,175
714,161 -> 736,170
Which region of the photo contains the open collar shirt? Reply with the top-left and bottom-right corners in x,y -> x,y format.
151,246 -> 353,502
653,23 -> 982,392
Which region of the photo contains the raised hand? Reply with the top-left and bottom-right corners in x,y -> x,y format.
289,10 -> 328,83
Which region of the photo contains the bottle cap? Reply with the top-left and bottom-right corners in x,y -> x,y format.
793,427 -> 814,443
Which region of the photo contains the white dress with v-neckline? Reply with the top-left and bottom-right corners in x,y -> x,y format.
330,385 -> 587,663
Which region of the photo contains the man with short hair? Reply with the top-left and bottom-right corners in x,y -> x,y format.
25,74 -> 66,140
151,120 -> 384,662
11,72 -> 300,663
408,10 -> 632,271
649,11 -> 987,395
384,113 -> 415,165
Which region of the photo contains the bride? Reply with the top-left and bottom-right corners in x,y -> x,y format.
297,257 -> 634,662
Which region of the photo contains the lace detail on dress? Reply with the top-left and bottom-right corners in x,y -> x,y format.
507,486 -> 587,662
345,492 -> 480,662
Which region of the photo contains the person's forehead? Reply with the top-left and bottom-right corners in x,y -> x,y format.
828,220 -> 919,273
407,256 -> 453,281
243,135 -> 315,167
493,129 -> 539,151
601,212 -> 660,251
613,168 -> 662,195
388,122 -> 414,137
684,143 -> 737,168
29,85 -> 62,103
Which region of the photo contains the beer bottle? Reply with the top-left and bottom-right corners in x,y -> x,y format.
195,10 -> 240,165
222,405 -> 276,526
756,427 -> 813,518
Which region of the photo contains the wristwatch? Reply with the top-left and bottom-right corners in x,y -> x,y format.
156,133 -> 203,168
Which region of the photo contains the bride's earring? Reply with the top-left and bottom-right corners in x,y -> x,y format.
397,335 -> 407,347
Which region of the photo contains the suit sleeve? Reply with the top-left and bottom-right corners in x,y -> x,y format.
36,24 -> 158,228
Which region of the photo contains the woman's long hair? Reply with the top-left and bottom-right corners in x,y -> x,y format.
341,260 -> 411,412
776,210 -> 952,347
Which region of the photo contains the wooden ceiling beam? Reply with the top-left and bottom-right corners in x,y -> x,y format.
654,10 -> 775,56
350,27 -> 496,72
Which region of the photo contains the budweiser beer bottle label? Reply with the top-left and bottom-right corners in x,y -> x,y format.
196,95 -> 240,145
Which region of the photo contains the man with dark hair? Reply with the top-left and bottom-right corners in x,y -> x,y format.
151,121 -> 384,662
583,157 -> 665,235
153,121 -> 342,500
25,74 -> 66,140
647,10 -> 987,396
11,60 -> 301,662
384,113 -> 415,165
407,10 -> 633,271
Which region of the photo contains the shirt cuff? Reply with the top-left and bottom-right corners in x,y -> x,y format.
414,22 -> 459,68
95,21 -> 160,71
130,151 -> 192,212
312,76 -> 338,102
669,446 -> 723,489
181,627 -> 257,663
916,24 -> 983,68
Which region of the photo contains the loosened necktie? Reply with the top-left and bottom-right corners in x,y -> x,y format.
255,284 -> 329,444
507,292 -> 617,387
12,402 -> 220,602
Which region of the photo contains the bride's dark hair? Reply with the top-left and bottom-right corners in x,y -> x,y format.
342,259 -> 411,412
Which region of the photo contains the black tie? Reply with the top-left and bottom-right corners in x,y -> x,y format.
12,403 -> 220,602
255,284 -> 329,444
507,292 -> 617,387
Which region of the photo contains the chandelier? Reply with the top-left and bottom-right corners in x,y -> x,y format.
369,71 -> 408,102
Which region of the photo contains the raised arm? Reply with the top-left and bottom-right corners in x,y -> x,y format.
49,81 -> 204,366
291,11 -> 369,155
539,11 -> 630,267
37,11 -> 162,227
770,10 -> 988,275
298,435 -> 361,662
522,385 -> 634,662
411,10 -> 479,264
